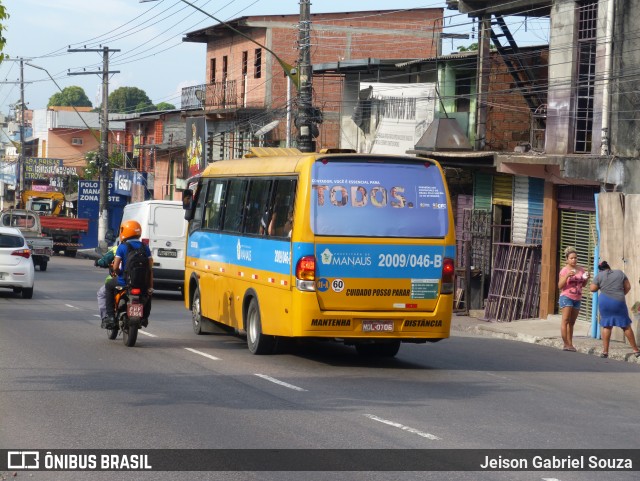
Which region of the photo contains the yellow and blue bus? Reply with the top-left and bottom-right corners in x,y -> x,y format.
182,147 -> 455,357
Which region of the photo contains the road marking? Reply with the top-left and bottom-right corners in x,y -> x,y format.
542,478 -> 562,481
65,304 -> 79,309
254,373 -> 307,392
363,414 -> 440,440
93,315 -> 101,318
139,330 -> 157,338
184,347 -> 220,361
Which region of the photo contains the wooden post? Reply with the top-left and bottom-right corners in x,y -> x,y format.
539,181 -> 558,318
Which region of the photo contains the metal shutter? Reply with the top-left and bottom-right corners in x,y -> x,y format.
512,176 -> 529,244
557,185 -> 597,211
473,172 -> 492,211
559,210 -> 596,321
492,174 -> 513,206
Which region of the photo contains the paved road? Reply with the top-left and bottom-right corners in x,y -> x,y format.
1,256 -> 639,481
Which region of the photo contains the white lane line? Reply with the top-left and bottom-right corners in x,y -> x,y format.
542,478 -> 562,481
364,414 -> 440,440
184,347 -> 220,361
139,330 -> 157,338
65,304 -> 79,309
93,315 -> 101,318
254,373 -> 307,392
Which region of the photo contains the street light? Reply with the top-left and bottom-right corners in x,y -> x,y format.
25,62 -> 104,241
25,63 -> 101,143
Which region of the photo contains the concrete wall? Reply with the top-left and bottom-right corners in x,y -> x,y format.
598,192 -> 640,343
611,0 -> 640,157
545,0 -> 577,155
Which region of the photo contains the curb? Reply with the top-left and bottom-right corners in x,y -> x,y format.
452,323 -> 640,364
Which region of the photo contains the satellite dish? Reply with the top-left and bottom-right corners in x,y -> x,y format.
254,120 -> 280,137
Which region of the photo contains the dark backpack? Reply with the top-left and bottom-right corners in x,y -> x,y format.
123,241 -> 150,289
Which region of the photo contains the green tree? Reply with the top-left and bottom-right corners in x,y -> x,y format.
0,1 -> 9,63
108,87 -> 155,113
47,86 -> 92,108
457,43 -> 478,52
82,150 -> 123,180
457,43 -> 495,52
155,102 -> 176,111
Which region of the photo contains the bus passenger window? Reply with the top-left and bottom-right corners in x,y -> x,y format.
244,179 -> 272,235
188,182 -> 207,234
204,180 -> 226,230
222,179 -> 248,233
268,179 -> 296,238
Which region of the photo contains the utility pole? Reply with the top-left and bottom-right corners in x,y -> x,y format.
19,59 -> 25,204
475,15 -> 491,151
296,0 -> 314,152
68,47 -> 120,250
0,58 -> 32,207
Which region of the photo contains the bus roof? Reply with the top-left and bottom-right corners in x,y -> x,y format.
199,147 -> 440,177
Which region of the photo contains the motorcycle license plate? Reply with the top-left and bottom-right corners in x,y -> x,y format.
128,303 -> 144,318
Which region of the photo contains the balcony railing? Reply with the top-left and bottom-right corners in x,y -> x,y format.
181,81 -> 239,111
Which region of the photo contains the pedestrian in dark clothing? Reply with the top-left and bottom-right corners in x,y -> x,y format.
589,260 -> 640,359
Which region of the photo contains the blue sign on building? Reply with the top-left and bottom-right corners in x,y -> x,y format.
113,170 -> 134,196
77,180 -> 127,249
113,169 -> 150,200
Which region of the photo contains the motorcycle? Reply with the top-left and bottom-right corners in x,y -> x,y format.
106,286 -> 148,347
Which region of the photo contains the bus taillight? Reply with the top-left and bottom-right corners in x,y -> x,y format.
295,255 -> 316,291
441,257 -> 455,294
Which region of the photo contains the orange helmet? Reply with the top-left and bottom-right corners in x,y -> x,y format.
119,220 -> 142,241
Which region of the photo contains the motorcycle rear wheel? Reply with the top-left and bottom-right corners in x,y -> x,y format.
123,324 -> 138,347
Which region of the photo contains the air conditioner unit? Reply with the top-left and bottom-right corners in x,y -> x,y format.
71,138 -> 83,146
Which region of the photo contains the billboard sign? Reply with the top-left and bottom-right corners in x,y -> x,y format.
77,180 -> 127,249
361,82 -> 436,154
24,157 -> 79,180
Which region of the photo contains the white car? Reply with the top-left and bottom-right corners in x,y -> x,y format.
0,226 -> 35,298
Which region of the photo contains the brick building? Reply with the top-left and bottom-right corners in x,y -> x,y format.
180,8 -> 444,161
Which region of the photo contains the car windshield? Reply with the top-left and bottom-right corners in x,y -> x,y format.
0,233 -> 24,248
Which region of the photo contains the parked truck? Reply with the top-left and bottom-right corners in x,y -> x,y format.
21,190 -> 89,257
0,209 -> 54,271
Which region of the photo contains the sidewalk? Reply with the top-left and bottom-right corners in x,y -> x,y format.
451,312 -> 640,364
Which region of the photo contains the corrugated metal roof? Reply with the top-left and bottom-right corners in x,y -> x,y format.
395,51 -> 478,68
244,147 -> 303,158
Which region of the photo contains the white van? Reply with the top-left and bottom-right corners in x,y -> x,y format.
120,200 -> 187,291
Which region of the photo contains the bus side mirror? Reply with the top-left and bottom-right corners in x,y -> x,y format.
183,189 -> 195,221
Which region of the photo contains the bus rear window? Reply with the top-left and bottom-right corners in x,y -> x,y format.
311,160 -> 449,238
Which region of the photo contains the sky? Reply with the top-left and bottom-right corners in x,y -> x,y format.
0,0 -> 550,116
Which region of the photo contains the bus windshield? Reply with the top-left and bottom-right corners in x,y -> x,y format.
310,159 -> 449,238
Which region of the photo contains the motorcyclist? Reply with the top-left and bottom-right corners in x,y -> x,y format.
95,243 -> 118,325
103,220 -> 154,329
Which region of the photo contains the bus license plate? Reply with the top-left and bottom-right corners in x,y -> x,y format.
157,248 -> 177,258
362,320 -> 394,332
128,303 -> 144,318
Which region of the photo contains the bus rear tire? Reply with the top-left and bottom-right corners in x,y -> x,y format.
246,298 -> 275,355
355,341 -> 401,358
192,286 -> 204,335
